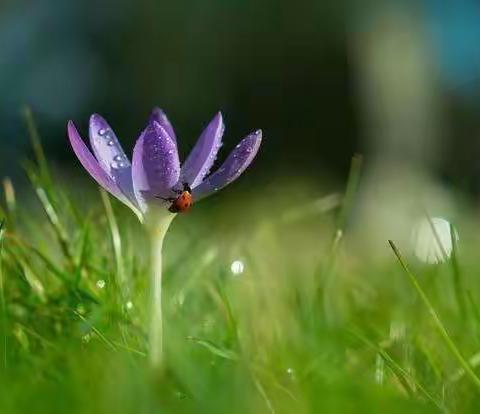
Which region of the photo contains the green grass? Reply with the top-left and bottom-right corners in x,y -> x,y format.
3,125 -> 480,413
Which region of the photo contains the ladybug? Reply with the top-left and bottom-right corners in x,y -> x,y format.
159,183 -> 193,213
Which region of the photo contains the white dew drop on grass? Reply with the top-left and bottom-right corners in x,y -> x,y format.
230,260 -> 245,275
96,279 -> 106,289
411,217 -> 457,264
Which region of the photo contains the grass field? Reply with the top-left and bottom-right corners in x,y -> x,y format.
2,127 -> 480,413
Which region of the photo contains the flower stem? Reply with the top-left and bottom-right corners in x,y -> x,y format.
146,211 -> 175,371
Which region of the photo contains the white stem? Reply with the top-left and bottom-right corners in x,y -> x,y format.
146,210 -> 175,370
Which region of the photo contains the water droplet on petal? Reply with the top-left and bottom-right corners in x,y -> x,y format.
114,155 -> 124,162
107,140 -> 115,146
99,128 -> 108,136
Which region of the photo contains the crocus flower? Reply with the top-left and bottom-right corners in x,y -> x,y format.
67,108 -> 262,222
67,108 -> 262,369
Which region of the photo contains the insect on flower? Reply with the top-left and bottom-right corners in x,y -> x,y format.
160,182 -> 193,214
67,108 -> 262,221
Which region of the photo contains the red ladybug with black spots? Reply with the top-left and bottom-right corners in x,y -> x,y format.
159,183 -> 193,213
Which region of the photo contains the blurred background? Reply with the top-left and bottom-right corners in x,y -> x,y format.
2,0 -> 480,220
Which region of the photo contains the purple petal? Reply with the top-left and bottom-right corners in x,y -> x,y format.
67,121 -> 130,206
149,107 -> 177,144
180,112 -> 224,189
89,114 -> 138,207
192,130 -> 262,201
132,121 -> 180,209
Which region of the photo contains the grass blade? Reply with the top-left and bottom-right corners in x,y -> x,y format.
186,336 -> 238,361
336,154 -> 363,232
72,309 -> 117,352
253,375 -> 276,414
3,178 -> 16,231
318,155 -> 363,323
0,220 -> 7,369
26,168 -> 73,265
100,189 -> 128,297
22,106 -> 52,187
449,223 -> 466,317
351,328 -> 445,411
74,220 -> 91,286
389,240 -> 480,392
423,214 -> 466,317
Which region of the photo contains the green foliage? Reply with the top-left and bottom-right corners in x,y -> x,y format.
2,119 -> 480,413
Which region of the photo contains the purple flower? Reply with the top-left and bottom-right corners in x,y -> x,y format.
67,108 -> 262,220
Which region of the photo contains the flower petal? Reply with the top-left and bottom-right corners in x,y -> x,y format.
67,121 -> 131,206
132,121 -> 180,210
89,114 -> 138,208
180,112 -> 224,189
192,129 -> 262,201
149,107 -> 177,144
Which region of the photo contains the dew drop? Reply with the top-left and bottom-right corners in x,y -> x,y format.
96,279 -> 106,289
230,260 -> 244,275
107,140 -> 115,146
99,128 -> 108,136
114,155 -> 124,162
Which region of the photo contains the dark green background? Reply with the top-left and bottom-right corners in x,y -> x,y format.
1,0 -> 480,191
